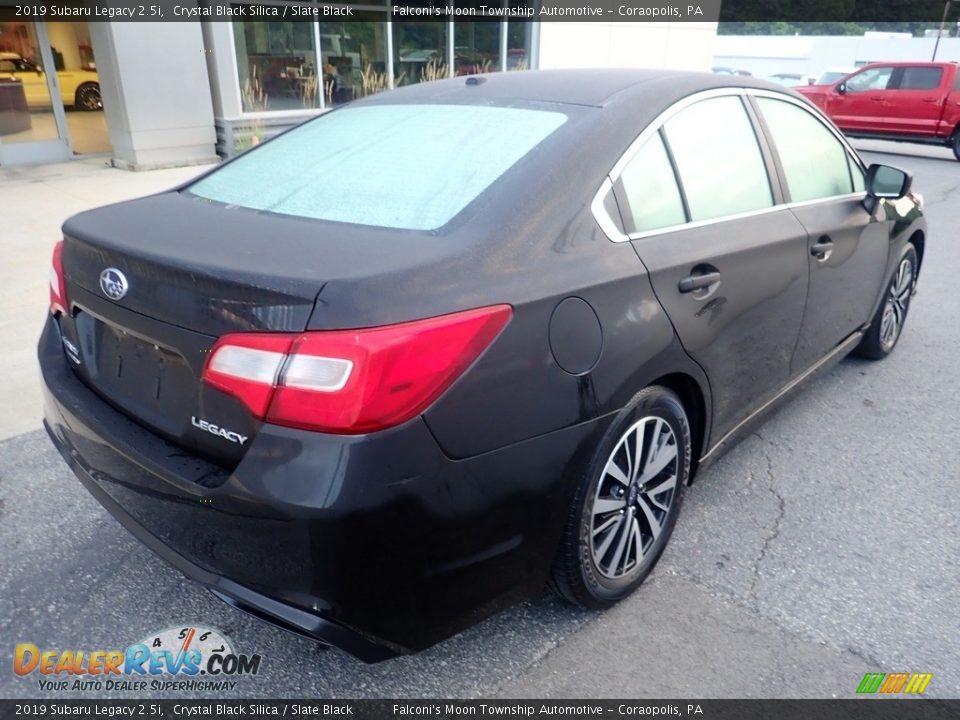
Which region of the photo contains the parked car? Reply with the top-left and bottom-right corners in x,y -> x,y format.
712,66 -> 752,76
797,61 -> 960,160
40,70 -> 926,662
0,52 -> 101,111
767,72 -> 805,87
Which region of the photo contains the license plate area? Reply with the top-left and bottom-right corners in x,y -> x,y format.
72,310 -> 196,438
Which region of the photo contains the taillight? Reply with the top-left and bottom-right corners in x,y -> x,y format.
202,305 -> 512,434
49,240 -> 67,315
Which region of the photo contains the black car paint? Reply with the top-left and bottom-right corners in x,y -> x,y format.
40,69 -> 925,660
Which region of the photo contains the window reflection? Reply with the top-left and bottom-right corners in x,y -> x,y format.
319,15 -> 387,106
393,22 -> 449,85
233,19 -> 318,111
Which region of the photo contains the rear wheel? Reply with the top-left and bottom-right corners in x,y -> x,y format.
75,83 -> 102,111
853,244 -> 917,360
952,131 -> 960,162
551,386 -> 691,608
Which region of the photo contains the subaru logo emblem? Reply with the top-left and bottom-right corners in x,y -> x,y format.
99,268 -> 128,301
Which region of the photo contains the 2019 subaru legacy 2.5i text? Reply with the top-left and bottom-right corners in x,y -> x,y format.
40,69 -> 926,662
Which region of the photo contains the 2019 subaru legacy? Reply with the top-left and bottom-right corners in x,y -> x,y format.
39,70 -> 926,662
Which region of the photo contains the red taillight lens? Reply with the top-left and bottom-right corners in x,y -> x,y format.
49,240 -> 67,315
202,305 -> 512,434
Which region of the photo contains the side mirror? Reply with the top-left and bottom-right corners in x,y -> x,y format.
866,164 -> 912,199
864,164 -> 912,213
837,82 -> 846,94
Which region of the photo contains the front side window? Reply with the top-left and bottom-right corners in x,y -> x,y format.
189,104 -> 567,231
845,67 -> 894,92
898,67 -> 943,91
617,132 -> 686,234
757,98 -> 853,203
662,96 -> 773,222
849,155 -> 866,192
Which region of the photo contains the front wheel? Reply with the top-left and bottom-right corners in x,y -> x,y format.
853,244 -> 917,360
952,132 -> 960,162
551,385 -> 691,609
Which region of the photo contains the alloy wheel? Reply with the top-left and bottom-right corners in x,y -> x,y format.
78,86 -> 103,111
590,416 -> 679,579
880,257 -> 913,351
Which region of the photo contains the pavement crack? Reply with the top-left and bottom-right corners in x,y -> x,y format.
922,181 -> 960,208
747,436 -> 786,607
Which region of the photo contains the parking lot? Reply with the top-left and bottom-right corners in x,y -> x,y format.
1,144 -> 958,699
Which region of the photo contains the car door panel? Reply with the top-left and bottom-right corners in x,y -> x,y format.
828,66 -> 895,133
884,66 -> 947,136
789,199 -> 889,372
632,210 -> 809,440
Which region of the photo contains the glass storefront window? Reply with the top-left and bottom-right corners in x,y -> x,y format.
453,21 -> 500,76
0,21 -> 61,142
393,22 -> 449,85
233,18 -> 318,111
229,12 -> 537,115
506,20 -> 533,71
319,14 -> 387,107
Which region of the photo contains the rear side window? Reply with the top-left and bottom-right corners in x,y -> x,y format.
898,67 -> 943,90
756,98 -> 853,203
617,132 -> 686,234
662,96 -> 773,222
189,104 -> 567,231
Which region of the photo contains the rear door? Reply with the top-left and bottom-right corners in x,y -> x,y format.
615,93 -> 810,440
828,65 -> 895,133
883,65 -> 947,136
752,95 -> 889,373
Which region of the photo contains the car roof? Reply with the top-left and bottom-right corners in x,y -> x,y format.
361,68 -> 796,110
856,60 -> 958,68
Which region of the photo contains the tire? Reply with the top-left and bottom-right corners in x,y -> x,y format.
551,385 -> 691,609
952,131 -> 960,162
853,243 -> 918,360
75,83 -> 102,111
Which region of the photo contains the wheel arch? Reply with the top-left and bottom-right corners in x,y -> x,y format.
649,372 -> 708,483
909,229 -> 925,273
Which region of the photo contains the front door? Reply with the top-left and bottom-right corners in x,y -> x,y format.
826,65 -> 895,134
615,95 -> 810,440
0,21 -> 71,165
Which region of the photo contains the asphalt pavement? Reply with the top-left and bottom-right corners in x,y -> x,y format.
1,147 -> 957,699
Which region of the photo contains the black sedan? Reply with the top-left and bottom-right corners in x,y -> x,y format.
39,69 -> 926,662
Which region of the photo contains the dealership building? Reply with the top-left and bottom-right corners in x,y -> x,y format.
0,5 -> 717,168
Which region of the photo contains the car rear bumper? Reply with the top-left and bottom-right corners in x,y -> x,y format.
39,315 -> 608,661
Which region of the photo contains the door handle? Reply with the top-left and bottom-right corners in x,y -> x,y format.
810,236 -> 834,259
678,271 -> 721,293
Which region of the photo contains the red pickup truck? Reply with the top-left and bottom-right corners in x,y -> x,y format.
796,61 -> 960,160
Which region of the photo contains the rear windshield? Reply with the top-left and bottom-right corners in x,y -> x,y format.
189,104 -> 567,231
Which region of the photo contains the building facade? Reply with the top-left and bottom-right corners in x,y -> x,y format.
713,34 -> 960,81
0,6 -> 717,169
